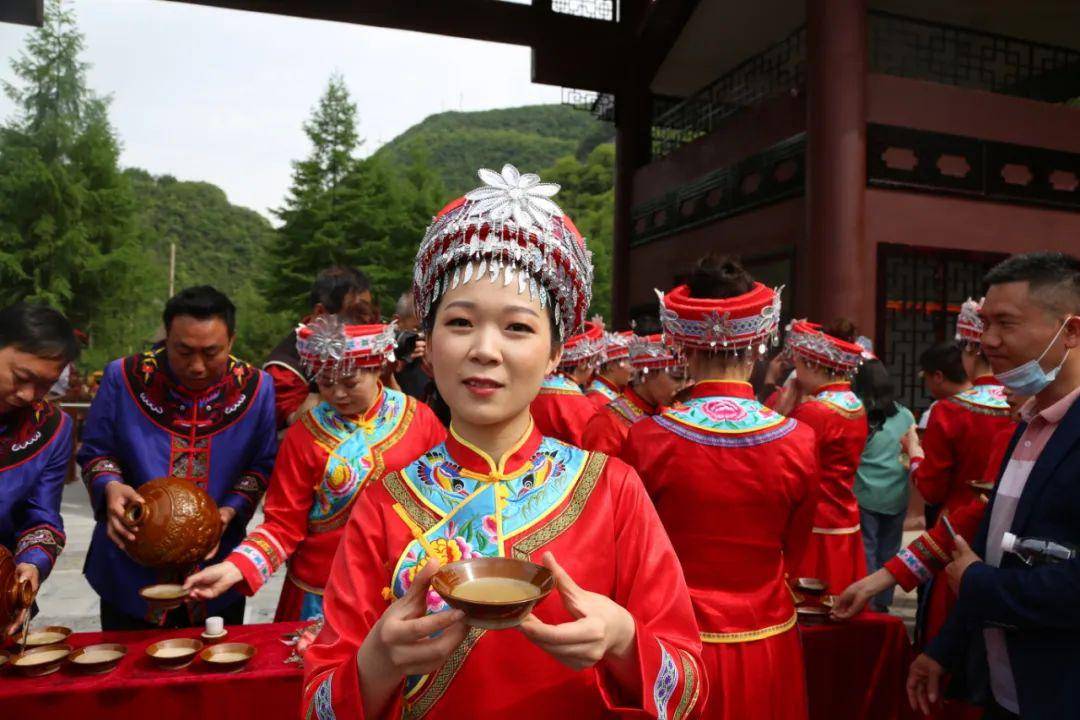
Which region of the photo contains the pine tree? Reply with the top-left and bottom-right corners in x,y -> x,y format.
265,73 -> 363,313
0,0 -> 154,366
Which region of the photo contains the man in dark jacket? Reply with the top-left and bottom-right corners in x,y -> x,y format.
907,252 -> 1080,720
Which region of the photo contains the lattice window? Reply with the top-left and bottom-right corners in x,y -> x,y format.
877,245 -> 1007,415
868,11 -> 1080,102
552,0 -> 616,21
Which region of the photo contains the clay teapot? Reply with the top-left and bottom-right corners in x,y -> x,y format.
0,545 -> 34,627
122,477 -> 223,567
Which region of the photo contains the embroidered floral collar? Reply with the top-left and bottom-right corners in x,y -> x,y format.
0,401 -> 62,472
445,421 -> 543,479
122,348 -> 262,437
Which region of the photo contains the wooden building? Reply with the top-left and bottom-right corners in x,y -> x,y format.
10,0 -> 1078,410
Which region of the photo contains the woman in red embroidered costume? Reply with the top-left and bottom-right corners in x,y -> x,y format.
833,302 -> 1021,720
782,319 -> 869,595
624,255 -> 817,720
582,334 -> 685,459
185,315 -> 445,621
303,164 -> 704,720
586,331 -> 635,408
530,320 -> 603,445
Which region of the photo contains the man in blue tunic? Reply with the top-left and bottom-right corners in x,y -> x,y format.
79,286 -> 277,630
0,303 -> 79,635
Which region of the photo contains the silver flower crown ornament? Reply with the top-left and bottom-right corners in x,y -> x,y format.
295,315 -> 397,383
412,164 -> 594,340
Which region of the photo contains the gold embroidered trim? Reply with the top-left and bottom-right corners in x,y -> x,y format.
673,649 -> 700,720
510,451 -> 607,559
286,573 -> 324,596
812,524 -> 861,535
403,626 -> 486,720
921,531 -> 950,563
699,613 -> 797,644
300,409 -> 339,451
383,471 -> 440,531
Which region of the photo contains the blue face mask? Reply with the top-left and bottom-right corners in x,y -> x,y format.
994,319 -> 1073,395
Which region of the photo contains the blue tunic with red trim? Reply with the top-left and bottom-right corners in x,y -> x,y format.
78,348 -> 277,620
0,401 -> 71,581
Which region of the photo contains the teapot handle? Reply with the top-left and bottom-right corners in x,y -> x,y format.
15,577 -> 34,609
124,496 -> 149,528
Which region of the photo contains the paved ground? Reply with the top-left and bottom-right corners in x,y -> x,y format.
34,481 -> 917,634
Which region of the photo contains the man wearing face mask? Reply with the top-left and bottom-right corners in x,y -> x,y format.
906,252 -> 1080,720
79,286 -> 278,630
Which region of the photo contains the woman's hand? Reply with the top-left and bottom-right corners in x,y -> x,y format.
183,560 -> 243,601
518,552 -> 636,673
831,568 -> 897,619
357,559 -> 468,719
900,424 -> 923,461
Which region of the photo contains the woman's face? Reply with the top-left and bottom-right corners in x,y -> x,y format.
316,368 -> 381,416
427,271 -> 560,429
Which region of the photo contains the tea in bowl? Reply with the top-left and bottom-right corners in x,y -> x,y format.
10,644 -> 72,677
431,557 -> 554,630
146,638 -> 203,670
200,642 -> 255,673
20,625 -> 72,648
139,583 -> 189,611
69,643 -> 127,674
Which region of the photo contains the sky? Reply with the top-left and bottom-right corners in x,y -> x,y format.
0,0 -> 562,218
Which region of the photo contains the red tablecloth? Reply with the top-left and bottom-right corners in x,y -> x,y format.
0,622 -> 304,720
803,612 -> 922,720
1,615 -> 919,719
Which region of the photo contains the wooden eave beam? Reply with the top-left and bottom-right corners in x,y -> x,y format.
634,0 -> 701,85
162,0 -> 617,49
0,0 -> 43,26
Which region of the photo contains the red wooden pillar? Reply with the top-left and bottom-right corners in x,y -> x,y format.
612,77 -> 650,329
805,0 -> 872,334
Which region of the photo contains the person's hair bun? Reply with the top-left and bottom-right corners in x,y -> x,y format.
823,317 -> 857,344
688,254 -> 754,299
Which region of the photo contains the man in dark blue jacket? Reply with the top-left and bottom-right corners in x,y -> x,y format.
907,251 -> 1080,720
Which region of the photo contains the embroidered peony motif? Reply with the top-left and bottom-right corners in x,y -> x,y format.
482,516 -> 498,544
464,164 -> 563,230
699,398 -> 749,423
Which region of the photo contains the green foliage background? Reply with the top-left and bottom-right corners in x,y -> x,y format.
0,1 -> 617,373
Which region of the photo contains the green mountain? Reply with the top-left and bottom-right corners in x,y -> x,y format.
121,168 -> 292,366
374,104 -> 613,197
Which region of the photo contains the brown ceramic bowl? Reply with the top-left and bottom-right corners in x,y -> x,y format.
200,642 -> 255,673
68,643 -> 127,674
431,557 -> 554,630
146,638 -> 203,670
139,583 -> 189,611
10,643 -> 72,677
20,625 -> 73,648
793,577 -> 827,597
796,606 -> 831,626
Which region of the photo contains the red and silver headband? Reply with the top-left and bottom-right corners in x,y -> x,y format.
296,315 -> 397,383
657,282 -> 783,355
628,333 -> 682,372
559,321 -> 604,370
412,164 -> 594,340
601,331 -> 634,363
784,320 -> 864,375
955,297 -> 984,347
